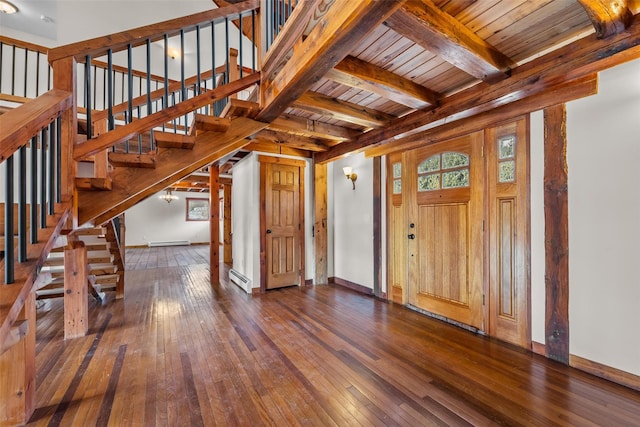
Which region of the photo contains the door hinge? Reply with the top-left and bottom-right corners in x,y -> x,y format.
482,220 -> 485,231
483,294 -> 485,305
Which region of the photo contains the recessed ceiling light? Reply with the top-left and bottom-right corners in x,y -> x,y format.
0,0 -> 18,14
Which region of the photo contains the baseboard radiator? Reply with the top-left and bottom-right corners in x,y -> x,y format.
147,240 -> 191,247
229,269 -> 252,293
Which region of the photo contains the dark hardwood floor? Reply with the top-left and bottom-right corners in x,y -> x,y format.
29,246 -> 640,426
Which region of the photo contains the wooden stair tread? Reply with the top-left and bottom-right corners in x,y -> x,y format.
109,152 -> 156,169
193,114 -> 231,134
220,99 -> 259,119
154,132 -> 196,149
75,177 -> 113,191
74,227 -> 107,236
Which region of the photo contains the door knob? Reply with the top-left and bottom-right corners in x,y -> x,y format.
266,229 -> 272,234
408,233 -> 415,240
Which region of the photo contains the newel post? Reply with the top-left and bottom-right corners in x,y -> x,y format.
52,56 -> 79,228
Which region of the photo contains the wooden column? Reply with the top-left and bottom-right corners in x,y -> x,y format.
210,165 -> 220,284
64,240 -> 89,339
52,57 -> 78,226
314,162 -> 328,285
544,104 -> 570,364
229,48 -> 239,99
223,184 -> 232,264
0,291 -> 36,426
373,156 -> 382,298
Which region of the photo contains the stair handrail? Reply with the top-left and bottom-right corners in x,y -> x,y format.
47,0 -> 260,151
47,0 -> 259,63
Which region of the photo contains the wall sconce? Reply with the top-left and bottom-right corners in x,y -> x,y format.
159,188 -> 178,203
343,166 -> 357,190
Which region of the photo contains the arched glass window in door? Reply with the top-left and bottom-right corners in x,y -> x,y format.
417,152 -> 469,191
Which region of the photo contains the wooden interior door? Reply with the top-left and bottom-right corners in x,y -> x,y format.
486,118 -> 530,347
407,133 -> 484,329
260,157 -> 303,290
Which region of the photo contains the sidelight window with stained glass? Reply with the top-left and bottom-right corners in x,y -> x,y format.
498,135 -> 516,182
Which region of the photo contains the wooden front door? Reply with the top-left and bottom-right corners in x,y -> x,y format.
260,156 -> 305,290
407,132 -> 484,329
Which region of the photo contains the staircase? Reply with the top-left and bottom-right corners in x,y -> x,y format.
37,227 -> 120,301
0,2 -> 264,424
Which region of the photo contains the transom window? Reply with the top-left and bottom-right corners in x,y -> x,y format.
417,152 -> 470,191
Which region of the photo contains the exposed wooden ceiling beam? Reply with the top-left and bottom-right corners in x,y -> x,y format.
577,0 -> 633,38
364,74 -> 598,158
257,0 -> 407,122
268,115 -> 359,142
315,14 -> 640,164
253,129 -> 330,152
384,0 -> 515,83
244,141 -> 312,158
326,55 -> 439,109
293,92 -> 395,128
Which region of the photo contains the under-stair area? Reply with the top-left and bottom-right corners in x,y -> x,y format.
37,226 -> 123,301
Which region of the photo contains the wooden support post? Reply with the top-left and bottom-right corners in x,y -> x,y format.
544,104 -> 570,364
64,240 -> 89,339
210,165 -> 220,284
373,156 -> 382,298
52,57 -> 78,227
223,184 -> 232,264
313,161 -> 328,284
229,48 -> 239,99
0,292 -> 36,426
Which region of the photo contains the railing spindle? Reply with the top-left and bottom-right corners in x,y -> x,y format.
56,116 -> 62,203
85,55 -> 93,139
107,49 -> 114,131
4,154 -> 15,284
18,146 -> 27,262
48,121 -> 55,215
39,128 -> 47,229
30,136 -> 38,244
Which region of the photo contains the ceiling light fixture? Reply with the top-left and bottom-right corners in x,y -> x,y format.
0,0 -> 18,14
159,188 -> 179,203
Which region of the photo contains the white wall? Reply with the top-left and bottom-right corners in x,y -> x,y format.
530,110 -> 546,345
231,154 -> 259,287
125,190 -> 210,246
231,152 -> 314,291
566,58 -> 640,376
530,58 -> 640,376
331,153 -> 375,289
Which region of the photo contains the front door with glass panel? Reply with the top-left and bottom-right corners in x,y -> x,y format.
406,132 -> 484,329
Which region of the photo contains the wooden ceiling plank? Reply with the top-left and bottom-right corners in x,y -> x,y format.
257,0 -> 407,122
315,14 -> 640,164
577,0 -> 633,38
268,115 -> 359,142
326,55 -> 438,109
385,0 -> 515,83
293,91 -> 395,128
